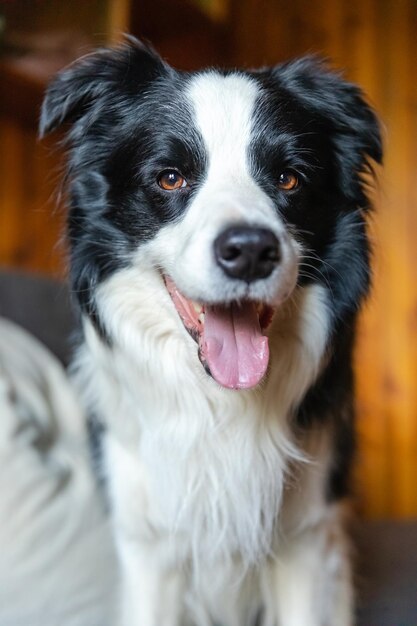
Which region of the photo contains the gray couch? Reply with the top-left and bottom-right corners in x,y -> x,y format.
1,270 -> 416,625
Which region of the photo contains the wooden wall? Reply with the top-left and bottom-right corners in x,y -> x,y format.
0,0 -> 416,518
0,119 -> 66,275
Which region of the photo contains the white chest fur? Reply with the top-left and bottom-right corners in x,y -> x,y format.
73,268 -> 330,567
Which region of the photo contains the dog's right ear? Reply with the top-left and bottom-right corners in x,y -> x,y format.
39,37 -> 169,137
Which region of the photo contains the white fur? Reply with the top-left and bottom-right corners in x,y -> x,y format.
72,71 -> 354,625
80,269 -> 330,563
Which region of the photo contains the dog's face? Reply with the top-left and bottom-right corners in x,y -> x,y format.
41,40 -> 381,390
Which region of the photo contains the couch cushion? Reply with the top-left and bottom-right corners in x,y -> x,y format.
357,520 -> 417,625
0,270 -> 76,365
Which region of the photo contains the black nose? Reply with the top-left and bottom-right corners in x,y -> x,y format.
214,226 -> 281,282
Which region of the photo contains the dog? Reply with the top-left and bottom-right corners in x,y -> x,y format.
40,38 -> 382,626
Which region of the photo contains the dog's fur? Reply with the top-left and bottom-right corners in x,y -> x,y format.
40,39 -> 382,626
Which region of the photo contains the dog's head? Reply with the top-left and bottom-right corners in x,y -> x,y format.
41,38 -> 382,390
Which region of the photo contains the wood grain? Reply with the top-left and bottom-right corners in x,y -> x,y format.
0,117 -> 66,276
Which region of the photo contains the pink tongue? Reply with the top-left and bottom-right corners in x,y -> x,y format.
201,302 -> 269,390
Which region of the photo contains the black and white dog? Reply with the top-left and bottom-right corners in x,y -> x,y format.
40,38 -> 382,626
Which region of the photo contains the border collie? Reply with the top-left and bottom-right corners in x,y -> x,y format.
40,38 -> 382,626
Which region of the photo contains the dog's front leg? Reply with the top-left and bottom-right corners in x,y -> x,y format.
116,535 -> 185,626
261,508 -> 354,626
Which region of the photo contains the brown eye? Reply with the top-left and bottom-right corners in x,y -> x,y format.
157,170 -> 187,191
277,170 -> 299,191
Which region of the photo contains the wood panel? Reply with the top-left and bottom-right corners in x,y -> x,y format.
0,0 -> 134,275
231,0 -> 417,518
0,117 -> 66,276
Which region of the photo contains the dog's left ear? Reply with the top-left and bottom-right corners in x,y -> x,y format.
272,56 -> 383,201
39,37 -> 169,137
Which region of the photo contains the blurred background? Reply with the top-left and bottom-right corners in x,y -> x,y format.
0,0 -> 415,520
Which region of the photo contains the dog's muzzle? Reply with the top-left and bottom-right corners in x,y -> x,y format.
164,226 -> 295,391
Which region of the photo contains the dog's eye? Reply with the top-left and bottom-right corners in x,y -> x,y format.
157,170 -> 187,191
277,170 -> 299,191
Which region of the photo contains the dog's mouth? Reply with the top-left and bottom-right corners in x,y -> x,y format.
164,276 -> 275,390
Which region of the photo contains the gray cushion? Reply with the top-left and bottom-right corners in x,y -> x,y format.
0,270 -> 76,365
357,520 -> 417,625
